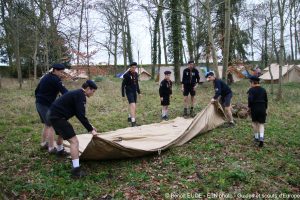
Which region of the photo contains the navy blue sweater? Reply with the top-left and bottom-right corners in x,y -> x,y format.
213,79 -> 232,99
49,89 -> 93,132
159,79 -> 172,97
181,68 -> 200,86
35,73 -> 68,106
247,86 -> 268,109
121,71 -> 140,97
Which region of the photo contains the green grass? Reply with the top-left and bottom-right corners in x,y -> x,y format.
0,77 -> 299,199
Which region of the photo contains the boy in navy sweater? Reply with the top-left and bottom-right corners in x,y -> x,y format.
206,71 -> 234,126
247,76 -> 268,147
121,62 -> 141,127
48,80 -> 98,178
159,71 -> 172,120
35,63 -> 68,153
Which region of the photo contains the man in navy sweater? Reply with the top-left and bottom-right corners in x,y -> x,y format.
206,71 -> 234,126
181,60 -> 200,117
35,63 -> 68,153
121,62 -> 141,127
47,80 -> 98,178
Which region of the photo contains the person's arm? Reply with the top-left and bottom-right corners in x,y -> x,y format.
170,82 -> 173,95
159,82 -> 164,97
247,89 -> 253,109
136,73 -> 141,94
196,70 -> 200,83
121,74 -> 127,97
57,80 -> 68,94
213,80 -> 221,99
264,89 -> 268,109
75,94 -> 93,132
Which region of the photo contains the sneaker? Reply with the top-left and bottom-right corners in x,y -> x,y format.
40,142 -> 49,151
183,108 -> 188,117
71,166 -> 86,179
161,116 -> 168,121
254,137 -> 259,142
131,121 -> 137,127
48,147 -> 57,155
127,117 -> 131,122
56,148 -> 70,157
258,141 -> 264,147
190,109 -> 195,117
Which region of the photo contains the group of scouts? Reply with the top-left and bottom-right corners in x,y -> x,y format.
35,61 -> 268,178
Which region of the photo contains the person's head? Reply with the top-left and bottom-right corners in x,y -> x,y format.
82,80 -> 98,97
188,60 -> 194,69
51,63 -> 65,78
249,76 -> 260,86
205,71 -> 215,81
164,71 -> 171,80
129,62 -> 137,73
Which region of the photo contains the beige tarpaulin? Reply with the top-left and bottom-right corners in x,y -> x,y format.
64,103 -> 226,160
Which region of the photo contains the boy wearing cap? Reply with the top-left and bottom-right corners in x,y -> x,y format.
181,60 -> 200,117
247,76 -> 268,147
35,63 -> 68,154
121,62 -> 141,127
47,80 -> 98,178
205,71 -> 235,126
159,71 -> 172,120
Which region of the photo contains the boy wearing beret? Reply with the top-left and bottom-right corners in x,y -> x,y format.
35,63 -> 68,154
47,80 -> 99,178
159,71 -> 172,120
121,62 -> 141,127
247,76 -> 268,147
206,71 -> 235,126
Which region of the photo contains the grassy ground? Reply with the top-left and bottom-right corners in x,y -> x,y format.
0,77 -> 299,199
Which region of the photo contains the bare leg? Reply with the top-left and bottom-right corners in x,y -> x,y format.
225,106 -> 234,123
68,136 -> 79,161
191,96 -> 195,108
129,103 -> 136,120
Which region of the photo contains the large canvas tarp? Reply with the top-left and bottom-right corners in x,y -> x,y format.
64,103 -> 226,160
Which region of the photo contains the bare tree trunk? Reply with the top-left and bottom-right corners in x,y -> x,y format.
161,13 -> 168,65
223,0 -> 231,81
114,23 -> 118,67
15,18 -> 22,89
77,0 -> 85,65
85,2 -> 90,78
270,0 -> 275,94
294,3 -> 298,60
205,0 -> 219,78
183,0 -> 193,60
125,9 -> 133,63
277,0 -> 286,101
289,0 -> 294,62
120,0 -> 127,69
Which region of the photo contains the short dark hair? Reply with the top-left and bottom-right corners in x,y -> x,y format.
188,60 -> 194,64
205,71 -> 214,78
164,70 -> 171,75
129,62 -> 137,67
82,80 -> 98,89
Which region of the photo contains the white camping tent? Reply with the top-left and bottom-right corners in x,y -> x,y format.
260,63 -> 300,83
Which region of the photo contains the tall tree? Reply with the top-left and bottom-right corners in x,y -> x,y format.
222,0 -> 231,81
183,0 -> 193,60
169,0 -> 181,83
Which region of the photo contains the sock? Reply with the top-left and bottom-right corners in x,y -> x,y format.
162,110 -> 165,117
128,114 -> 131,118
72,159 -> 80,168
56,144 -> 64,151
259,124 -> 264,141
131,118 -> 136,122
255,133 -> 259,139
165,110 -> 168,117
41,141 -> 47,146
48,146 -> 55,152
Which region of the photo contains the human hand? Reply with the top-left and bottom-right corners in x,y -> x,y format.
91,129 -> 98,137
210,98 -> 216,103
160,97 -> 163,101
